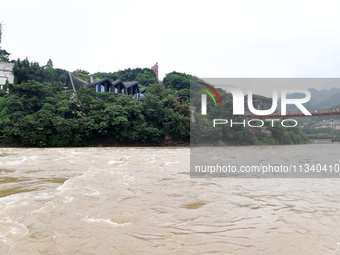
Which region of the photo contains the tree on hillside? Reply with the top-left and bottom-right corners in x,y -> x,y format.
12,58 -> 68,85
74,69 -> 89,75
163,71 -> 191,90
45,59 -> 53,68
92,68 -> 157,87
142,83 -> 190,143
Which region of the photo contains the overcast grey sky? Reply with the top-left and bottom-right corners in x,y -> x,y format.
1,0 -> 340,83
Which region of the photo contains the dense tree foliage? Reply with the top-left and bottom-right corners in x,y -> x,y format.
93,68 -> 157,87
13,58 -> 68,85
163,72 -> 192,104
0,51 -> 10,62
0,60 -> 190,146
270,121 -> 309,144
0,82 -> 190,146
163,71 -> 191,90
0,58 -> 309,146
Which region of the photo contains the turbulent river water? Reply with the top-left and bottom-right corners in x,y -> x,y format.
0,145 -> 340,254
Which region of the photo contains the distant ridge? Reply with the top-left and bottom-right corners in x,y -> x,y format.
278,87 -> 340,111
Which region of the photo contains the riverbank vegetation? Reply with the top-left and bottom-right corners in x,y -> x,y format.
0,59 -> 190,146
0,58 -> 309,146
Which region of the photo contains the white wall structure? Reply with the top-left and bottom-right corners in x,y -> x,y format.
0,62 -> 14,89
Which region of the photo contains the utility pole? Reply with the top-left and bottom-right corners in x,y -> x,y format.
191,107 -> 196,123
331,118 -> 334,138
0,22 -> 3,51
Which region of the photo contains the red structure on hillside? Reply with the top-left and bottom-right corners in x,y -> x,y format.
151,62 -> 163,83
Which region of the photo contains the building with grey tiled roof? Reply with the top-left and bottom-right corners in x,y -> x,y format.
66,73 -> 142,99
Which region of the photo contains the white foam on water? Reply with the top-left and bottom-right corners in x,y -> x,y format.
0,217 -> 29,237
56,181 -> 72,192
34,192 -> 55,199
56,173 -> 83,193
55,168 -> 107,202
0,193 -> 30,210
108,160 -> 116,164
84,187 -> 101,196
29,156 -> 38,161
109,170 -> 134,186
82,217 -> 130,227
53,234 -> 60,239
163,161 -> 179,166
63,196 -> 74,203
0,219 -> 29,252
3,156 -> 27,166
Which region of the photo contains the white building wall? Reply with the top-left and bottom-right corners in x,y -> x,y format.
0,62 -> 14,89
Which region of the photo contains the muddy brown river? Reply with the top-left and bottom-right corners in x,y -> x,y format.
0,145 -> 340,254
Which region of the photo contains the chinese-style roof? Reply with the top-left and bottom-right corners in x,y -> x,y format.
112,80 -> 124,87
66,72 -> 140,93
123,81 -> 138,89
86,77 -> 113,88
0,49 -> 10,56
